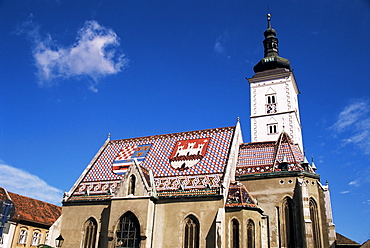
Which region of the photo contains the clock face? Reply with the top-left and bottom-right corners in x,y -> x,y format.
266,104 -> 277,114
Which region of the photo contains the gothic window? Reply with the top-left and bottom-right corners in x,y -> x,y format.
266,94 -> 276,104
310,198 -> 321,248
184,215 -> 199,248
267,124 -> 278,134
18,228 -> 28,244
116,212 -> 140,248
128,175 -> 136,195
83,218 -> 98,248
247,219 -> 255,248
31,230 -> 42,246
282,197 -> 295,248
231,219 -> 239,248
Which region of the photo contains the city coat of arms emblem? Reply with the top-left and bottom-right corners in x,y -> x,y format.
169,138 -> 210,170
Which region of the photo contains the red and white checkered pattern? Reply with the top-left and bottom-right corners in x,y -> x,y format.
115,146 -> 136,160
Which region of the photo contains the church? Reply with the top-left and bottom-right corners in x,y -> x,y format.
58,14 -> 336,248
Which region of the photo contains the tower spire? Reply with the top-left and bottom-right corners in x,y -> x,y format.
253,14 -> 291,73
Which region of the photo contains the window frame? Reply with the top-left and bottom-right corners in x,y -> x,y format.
83,218 -> 98,248
184,215 -> 199,248
231,219 -> 240,248
115,212 -> 141,248
18,228 -> 28,245
31,230 -> 42,246
310,198 -> 322,248
267,124 -> 278,135
282,197 -> 296,248
247,219 -> 255,248
128,175 -> 136,196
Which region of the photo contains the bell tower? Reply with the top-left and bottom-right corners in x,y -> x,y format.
247,14 -> 303,151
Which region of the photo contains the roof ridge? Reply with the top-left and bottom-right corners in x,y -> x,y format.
336,233 -> 360,245
0,187 -> 12,201
1,187 -> 60,207
110,126 -> 235,143
226,181 -> 262,211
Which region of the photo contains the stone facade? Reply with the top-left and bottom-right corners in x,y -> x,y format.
58,15 -> 336,248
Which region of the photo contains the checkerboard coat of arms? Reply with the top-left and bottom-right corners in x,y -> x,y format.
112,144 -> 151,174
169,138 -> 210,170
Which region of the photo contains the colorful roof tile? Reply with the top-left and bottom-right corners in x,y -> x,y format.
0,187 -> 61,226
226,182 -> 261,211
236,132 -> 309,175
67,126 -> 235,201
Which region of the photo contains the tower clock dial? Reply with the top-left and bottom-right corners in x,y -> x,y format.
266,104 -> 277,113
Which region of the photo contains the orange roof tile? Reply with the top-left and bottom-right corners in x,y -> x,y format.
0,187 -> 61,226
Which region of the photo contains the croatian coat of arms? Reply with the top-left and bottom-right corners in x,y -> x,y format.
112,144 -> 151,174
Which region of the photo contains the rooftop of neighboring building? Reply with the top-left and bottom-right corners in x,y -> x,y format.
336,233 -> 361,247
361,239 -> 370,248
0,187 -> 62,226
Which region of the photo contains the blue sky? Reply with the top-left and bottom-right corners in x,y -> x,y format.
0,0 -> 369,243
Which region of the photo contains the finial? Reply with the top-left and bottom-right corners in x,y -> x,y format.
237,116 -> 240,122
311,155 -> 317,171
108,133 -> 111,140
267,13 -> 272,29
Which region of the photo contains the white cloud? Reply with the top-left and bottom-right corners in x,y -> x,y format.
340,190 -> 350,194
19,17 -> 127,91
331,99 -> 370,154
214,31 -> 230,55
214,41 -> 225,54
0,162 -> 63,205
349,180 -> 358,186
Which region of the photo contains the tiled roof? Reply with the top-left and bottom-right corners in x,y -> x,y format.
0,187 -> 61,226
226,182 -> 262,211
236,132 -> 308,175
68,126 -> 235,201
336,233 -> 360,245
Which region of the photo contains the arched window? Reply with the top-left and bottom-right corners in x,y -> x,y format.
231,219 -> 239,248
282,197 -> 295,248
31,230 -> 42,246
184,215 -> 199,248
116,212 -> 140,248
83,218 -> 98,248
128,175 -> 136,195
18,228 -> 28,245
247,219 -> 255,248
310,198 -> 321,248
